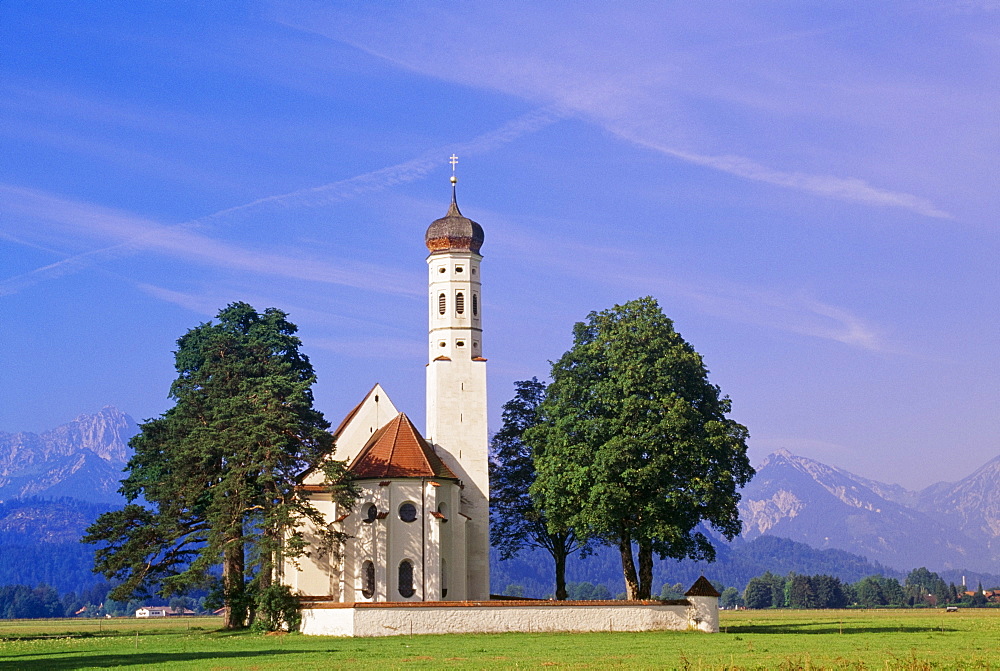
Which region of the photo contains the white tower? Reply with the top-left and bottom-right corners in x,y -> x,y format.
424,158 -> 490,600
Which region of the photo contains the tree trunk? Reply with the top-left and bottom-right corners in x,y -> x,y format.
637,539 -> 653,600
618,527 -> 640,600
553,539 -> 568,600
222,535 -> 246,629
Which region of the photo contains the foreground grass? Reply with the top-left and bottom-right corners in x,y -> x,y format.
0,609 -> 997,669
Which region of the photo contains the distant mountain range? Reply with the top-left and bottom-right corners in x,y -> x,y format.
0,407 -> 136,504
1,408 -> 999,595
739,449 -> 1000,573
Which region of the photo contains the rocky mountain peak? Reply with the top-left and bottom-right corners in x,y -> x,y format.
0,407 -> 138,503
740,449 -> 999,572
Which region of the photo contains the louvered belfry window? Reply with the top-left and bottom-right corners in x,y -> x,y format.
472,293 -> 478,316
456,292 -> 465,315
438,293 -> 446,315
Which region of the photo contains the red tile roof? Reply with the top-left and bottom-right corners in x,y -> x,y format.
348,413 -> 458,480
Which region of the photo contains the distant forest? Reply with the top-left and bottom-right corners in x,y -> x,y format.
490,536 -> 1000,601
4,497 -> 1000,618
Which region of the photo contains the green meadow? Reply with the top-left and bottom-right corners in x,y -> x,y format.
0,609 -> 997,670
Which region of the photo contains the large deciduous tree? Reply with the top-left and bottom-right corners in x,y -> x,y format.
528,297 -> 754,600
489,378 -> 585,600
84,303 -> 352,629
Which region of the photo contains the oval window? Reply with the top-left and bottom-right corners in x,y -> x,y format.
362,560 -> 375,599
398,560 -> 415,598
363,503 -> 377,524
399,502 -> 417,523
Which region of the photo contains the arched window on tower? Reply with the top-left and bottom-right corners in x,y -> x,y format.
455,292 -> 465,315
472,293 -> 478,316
438,293 -> 446,315
398,560 -> 415,598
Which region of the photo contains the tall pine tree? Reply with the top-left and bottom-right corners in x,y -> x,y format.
84,303 -> 352,628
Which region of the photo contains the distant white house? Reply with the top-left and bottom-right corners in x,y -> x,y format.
135,606 -> 195,618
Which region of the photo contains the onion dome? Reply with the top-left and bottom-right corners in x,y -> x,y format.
425,178 -> 484,254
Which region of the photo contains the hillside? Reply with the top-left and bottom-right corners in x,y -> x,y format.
4,409 -> 1000,597
490,534 -> 903,598
0,498 -> 116,593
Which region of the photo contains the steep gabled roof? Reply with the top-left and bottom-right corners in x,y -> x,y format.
685,576 -> 721,597
299,384 -> 399,485
348,412 -> 457,480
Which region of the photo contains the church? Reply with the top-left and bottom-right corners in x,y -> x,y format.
283,166 -> 720,636
281,166 -> 491,603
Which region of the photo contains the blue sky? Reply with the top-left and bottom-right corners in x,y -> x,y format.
2,2 -> 997,490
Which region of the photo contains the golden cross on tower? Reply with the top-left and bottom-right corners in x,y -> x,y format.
449,154 -> 459,185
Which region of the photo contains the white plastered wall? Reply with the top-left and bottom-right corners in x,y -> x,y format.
302,384 -> 398,488
300,599 -> 720,636
282,494 -> 341,598
425,250 -> 490,600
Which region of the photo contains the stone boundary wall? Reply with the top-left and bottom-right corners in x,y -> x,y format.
298,597 -> 718,637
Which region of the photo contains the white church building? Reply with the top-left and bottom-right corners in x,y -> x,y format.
282,171 -> 490,604
281,168 -> 720,636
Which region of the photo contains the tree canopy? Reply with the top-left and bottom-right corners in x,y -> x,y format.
84,302 -> 351,628
528,297 -> 754,599
489,378 -> 584,600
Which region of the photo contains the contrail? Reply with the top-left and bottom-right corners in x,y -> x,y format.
1,107 -> 565,297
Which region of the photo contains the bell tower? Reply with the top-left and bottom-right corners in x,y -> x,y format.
424,156 -> 490,600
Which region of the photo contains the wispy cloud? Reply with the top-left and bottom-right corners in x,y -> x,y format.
0,185 -> 419,297
1,108 -> 561,298
137,282 -> 423,360
206,107 -> 564,219
611,130 -> 953,219
669,282 -> 885,351
286,4 -> 955,220
484,211 -> 887,351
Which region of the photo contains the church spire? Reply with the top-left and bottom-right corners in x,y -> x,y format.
425,155 -> 483,253
450,153 -> 459,202
425,158 -> 490,599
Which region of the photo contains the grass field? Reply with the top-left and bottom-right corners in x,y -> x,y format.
0,608 -> 997,669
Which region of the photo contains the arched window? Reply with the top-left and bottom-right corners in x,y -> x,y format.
472,293 -> 478,316
399,502 -> 417,523
437,502 -> 448,523
441,557 -> 448,599
438,293 -> 446,315
361,560 -> 375,599
455,292 -> 465,315
398,560 -> 415,598
362,503 -> 377,523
